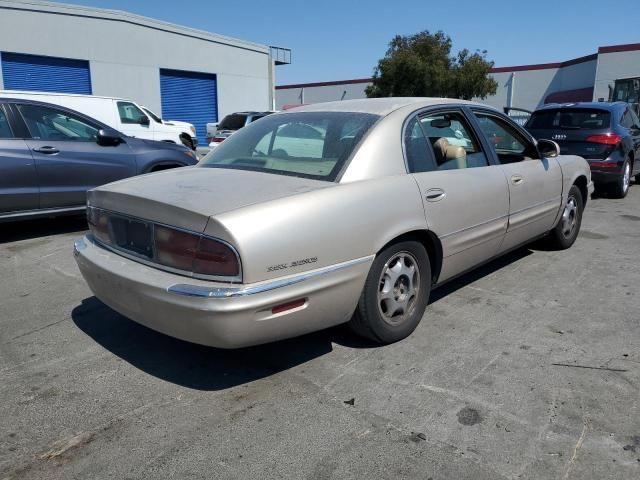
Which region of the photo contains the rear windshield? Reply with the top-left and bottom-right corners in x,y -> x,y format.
199,112 -> 379,181
526,109 -> 611,130
218,114 -> 248,130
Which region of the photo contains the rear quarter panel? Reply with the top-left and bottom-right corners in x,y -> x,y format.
207,175 -> 427,284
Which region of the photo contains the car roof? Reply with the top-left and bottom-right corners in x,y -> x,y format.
288,97 -> 492,116
534,101 -> 626,112
0,97 -> 116,131
0,89 -> 130,102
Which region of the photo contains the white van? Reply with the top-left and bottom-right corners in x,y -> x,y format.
0,90 -> 197,149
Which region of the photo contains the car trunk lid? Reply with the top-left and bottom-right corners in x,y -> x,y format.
88,167 -> 333,233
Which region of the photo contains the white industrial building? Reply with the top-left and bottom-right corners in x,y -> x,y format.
276,43 -> 640,113
0,0 -> 290,144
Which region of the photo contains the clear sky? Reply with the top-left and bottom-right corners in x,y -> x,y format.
53,0 -> 640,85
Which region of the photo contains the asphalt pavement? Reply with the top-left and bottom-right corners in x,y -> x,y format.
1,185 -> 639,479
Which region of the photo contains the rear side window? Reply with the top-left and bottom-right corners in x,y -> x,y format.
526,109 -> 611,130
117,101 -> 147,124
17,104 -> 99,141
0,107 -> 13,139
218,114 -> 247,130
418,111 -> 489,170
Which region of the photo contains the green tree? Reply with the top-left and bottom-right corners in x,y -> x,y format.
366,31 -> 497,100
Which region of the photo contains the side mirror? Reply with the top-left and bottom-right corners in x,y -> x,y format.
97,129 -> 123,146
139,115 -> 150,126
537,139 -> 560,158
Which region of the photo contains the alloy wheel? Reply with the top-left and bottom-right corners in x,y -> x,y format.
377,252 -> 420,325
561,195 -> 578,239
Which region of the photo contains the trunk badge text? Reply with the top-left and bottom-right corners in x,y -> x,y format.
267,257 -> 318,272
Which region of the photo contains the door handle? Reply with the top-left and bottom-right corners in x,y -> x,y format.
33,146 -> 60,155
511,175 -> 523,185
425,188 -> 446,202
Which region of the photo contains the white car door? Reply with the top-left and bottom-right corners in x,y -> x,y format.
407,109 -> 510,283
472,110 -> 563,252
115,100 -> 153,140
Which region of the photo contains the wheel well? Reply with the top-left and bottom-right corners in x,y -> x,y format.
629,151 -> 634,172
149,163 -> 183,172
180,133 -> 193,147
574,175 -> 589,206
379,230 -> 443,285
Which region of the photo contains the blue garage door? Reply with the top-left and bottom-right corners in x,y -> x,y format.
1,52 -> 91,94
160,69 -> 217,146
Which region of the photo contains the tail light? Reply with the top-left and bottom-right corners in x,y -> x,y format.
154,226 -> 240,278
585,133 -> 621,145
87,207 -> 110,244
590,161 -> 618,169
212,136 -> 225,143
87,207 -> 240,280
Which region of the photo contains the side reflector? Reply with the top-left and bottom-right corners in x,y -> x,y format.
271,298 -> 306,315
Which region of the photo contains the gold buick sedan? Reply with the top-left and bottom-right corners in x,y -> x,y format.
74,98 -> 593,348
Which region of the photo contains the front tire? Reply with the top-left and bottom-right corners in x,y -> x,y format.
610,160 -> 631,198
348,241 -> 431,344
546,185 -> 583,250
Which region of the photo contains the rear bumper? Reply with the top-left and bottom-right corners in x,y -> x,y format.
590,170 -> 621,184
73,235 -> 371,348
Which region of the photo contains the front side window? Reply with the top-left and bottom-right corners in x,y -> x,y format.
142,107 -> 162,124
117,101 -> 147,124
17,104 -> 99,141
418,111 -> 489,170
0,107 -> 14,139
475,113 -> 538,164
199,112 -> 379,181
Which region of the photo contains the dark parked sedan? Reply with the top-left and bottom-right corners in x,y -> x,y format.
525,102 -> 640,198
0,98 -> 198,222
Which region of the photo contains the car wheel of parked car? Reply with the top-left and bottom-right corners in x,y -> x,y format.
349,241 -> 431,344
547,185 -> 584,250
610,160 -> 631,198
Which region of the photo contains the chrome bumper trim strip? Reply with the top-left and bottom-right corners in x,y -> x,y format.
167,255 -> 375,298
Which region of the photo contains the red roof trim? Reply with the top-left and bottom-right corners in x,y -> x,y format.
490,53 -> 598,73
275,78 -> 372,90
598,42 -> 640,54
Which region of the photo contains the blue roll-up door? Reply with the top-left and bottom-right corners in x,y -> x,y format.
1,52 -> 91,94
160,69 -> 217,145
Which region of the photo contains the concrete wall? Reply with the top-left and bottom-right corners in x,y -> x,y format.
0,0 -> 272,119
276,81 -> 372,109
594,50 -> 640,102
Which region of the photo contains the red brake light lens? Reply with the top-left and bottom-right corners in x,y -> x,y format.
212,137 -> 225,143
154,225 -> 199,271
585,133 -> 621,145
589,161 -> 618,168
193,236 -> 240,276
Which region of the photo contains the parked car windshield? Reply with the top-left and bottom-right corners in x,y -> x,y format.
526,109 -> 611,130
199,112 -> 379,181
218,113 -> 248,130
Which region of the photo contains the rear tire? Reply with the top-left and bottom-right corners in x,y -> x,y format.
348,241 -> 431,344
610,160 -> 630,198
546,185 -> 583,250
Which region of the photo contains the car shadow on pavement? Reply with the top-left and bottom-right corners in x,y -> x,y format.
72,296 -> 341,391
429,246 -> 533,303
0,215 -> 87,244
